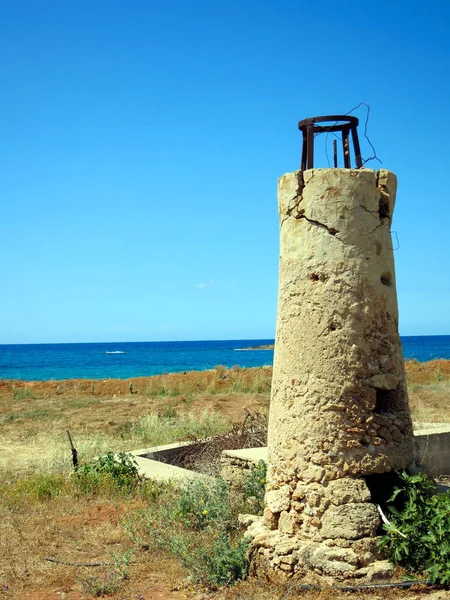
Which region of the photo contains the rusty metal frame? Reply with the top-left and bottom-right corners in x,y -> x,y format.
298,115 -> 363,170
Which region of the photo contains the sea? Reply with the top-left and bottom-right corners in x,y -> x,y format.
0,336 -> 450,382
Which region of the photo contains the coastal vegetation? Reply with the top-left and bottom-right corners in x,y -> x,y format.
1,360 -> 450,598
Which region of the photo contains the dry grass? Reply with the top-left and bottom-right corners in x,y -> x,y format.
1,362 -> 450,599
405,360 -> 450,426
0,477 -> 187,599
0,366 -> 271,474
215,578 -> 440,600
0,366 -> 271,599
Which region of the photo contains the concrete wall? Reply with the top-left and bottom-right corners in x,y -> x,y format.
415,425 -> 450,476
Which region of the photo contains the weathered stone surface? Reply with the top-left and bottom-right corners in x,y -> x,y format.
321,503 -> 380,540
238,513 -> 260,527
252,530 -> 282,548
250,168 -> 413,582
274,537 -> 301,555
268,169 -> 413,481
266,485 -> 291,513
220,456 -> 252,493
325,478 -> 371,505
366,559 -> 394,581
278,510 -> 296,534
263,507 -> 279,529
297,544 -> 359,574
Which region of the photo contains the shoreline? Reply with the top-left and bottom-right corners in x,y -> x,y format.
1,359 -> 449,387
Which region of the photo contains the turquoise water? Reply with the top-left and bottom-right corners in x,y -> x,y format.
0,336 -> 449,381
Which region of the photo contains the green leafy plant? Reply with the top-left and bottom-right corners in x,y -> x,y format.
379,471 -> 450,584
177,478 -> 231,531
75,452 -> 141,495
111,550 -> 133,580
244,460 -> 267,515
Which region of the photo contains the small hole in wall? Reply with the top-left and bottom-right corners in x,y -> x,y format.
329,323 -> 337,331
374,388 -> 402,413
310,273 -> 319,282
380,272 -> 392,287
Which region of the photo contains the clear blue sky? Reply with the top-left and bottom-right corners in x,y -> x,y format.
1,0 -> 449,344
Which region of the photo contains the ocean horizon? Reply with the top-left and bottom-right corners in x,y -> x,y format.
1,335 -> 450,382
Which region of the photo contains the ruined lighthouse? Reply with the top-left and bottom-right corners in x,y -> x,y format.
249,116 -> 414,582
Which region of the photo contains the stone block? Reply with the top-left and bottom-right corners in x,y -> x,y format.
278,510 -> 296,534
266,485 -> 291,513
325,478 -> 371,505
321,503 -> 380,540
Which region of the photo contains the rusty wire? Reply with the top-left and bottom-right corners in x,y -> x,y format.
324,102 -> 382,168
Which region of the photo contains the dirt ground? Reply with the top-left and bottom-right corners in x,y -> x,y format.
1,362 -> 450,600
0,367 -> 271,439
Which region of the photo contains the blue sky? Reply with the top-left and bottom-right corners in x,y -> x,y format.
1,0 -> 449,343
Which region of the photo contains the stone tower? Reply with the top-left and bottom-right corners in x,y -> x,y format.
249,167 -> 414,582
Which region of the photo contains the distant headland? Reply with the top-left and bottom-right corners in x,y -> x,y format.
239,344 -> 274,351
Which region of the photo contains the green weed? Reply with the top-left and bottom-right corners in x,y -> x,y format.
75,452 -> 141,495
244,460 -> 267,515
171,530 -> 250,588
125,477 -> 249,589
178,478 -> 231,531
379,470 -> 450,584
12,386 -> 34,400
0,473 -> 67,504
436,367 -> 445,382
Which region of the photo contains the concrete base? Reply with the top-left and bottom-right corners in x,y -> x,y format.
414,424 -> 450,477
127,442 -> 213,483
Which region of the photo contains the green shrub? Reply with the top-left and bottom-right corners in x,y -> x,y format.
177,478 -> 231,531
75,452 -> 141,495
125,477 -> 249,589
379,471 -> 450,584
244,460 -> 266,515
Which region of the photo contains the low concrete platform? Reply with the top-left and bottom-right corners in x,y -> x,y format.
127,442 -> 213,483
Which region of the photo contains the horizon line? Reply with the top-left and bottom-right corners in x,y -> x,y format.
1,333 -> 450,346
